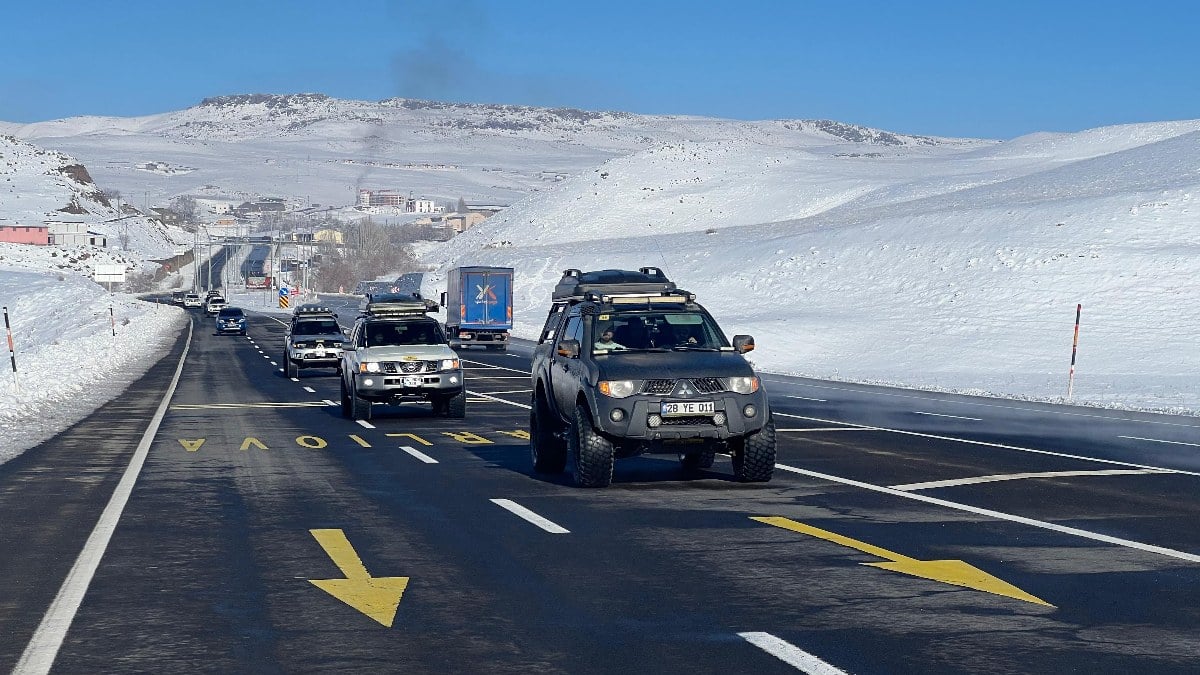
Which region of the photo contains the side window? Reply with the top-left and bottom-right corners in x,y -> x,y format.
562,315 -> 583,345
539,304 -> 566,343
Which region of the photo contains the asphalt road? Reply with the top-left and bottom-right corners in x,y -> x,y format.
2,304 -> 1198,674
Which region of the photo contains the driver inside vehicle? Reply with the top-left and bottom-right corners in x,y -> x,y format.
594,327 -> 625,352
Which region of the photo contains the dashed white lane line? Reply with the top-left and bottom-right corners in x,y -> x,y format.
303,386 -> 316,393
891,468 -> 1175,491
738,632 -> 847,674
323,399 -> 337,406
290,377 -> 300,382
773,462 -> 1200,563
490,499 -> 570,534
462,359 -> 529,375
785,395 -> 827,402
773,413 -> 1200,477
477,389 -> 533,396
777,428 -> 871,433
914,411 -> 982,421
269,361 -> 277,366
1119,435 -> 1200,448
401,446 -> 439,464
356,420 -> 375,429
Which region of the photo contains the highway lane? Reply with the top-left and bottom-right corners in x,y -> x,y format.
3,310 -> 1198,673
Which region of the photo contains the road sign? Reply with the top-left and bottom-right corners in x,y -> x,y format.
279,287 -> 290,309
93,264 -> 126,283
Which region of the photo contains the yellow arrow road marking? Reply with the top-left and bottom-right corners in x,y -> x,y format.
178,439 -> 205,452
752,516 -> 1053,607
308,529 -> 409,627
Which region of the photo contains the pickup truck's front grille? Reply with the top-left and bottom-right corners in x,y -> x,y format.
658,416 -> 719,426
641,379 -> 675,395
690,378 -> 726,394
381,361 -> 437,374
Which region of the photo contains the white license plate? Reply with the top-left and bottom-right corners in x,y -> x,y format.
402,376 -> 423,387
661,401 -> 715,416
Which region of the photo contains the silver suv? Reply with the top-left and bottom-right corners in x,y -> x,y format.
339,294 -> 464,421
283,304 -> 345,377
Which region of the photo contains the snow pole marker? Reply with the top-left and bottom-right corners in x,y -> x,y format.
1067,303 -> 1082,399
3,306 -> 18,393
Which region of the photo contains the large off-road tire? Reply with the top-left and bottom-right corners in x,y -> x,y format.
730,417 -> 776,482
444,391 -> 466,419
569,404 -> 615,488
530,395 -> 567,473
350,377 -> 372,421
679,447 -> 716,471
285,354 -> 299,378
339,376 -> 352,419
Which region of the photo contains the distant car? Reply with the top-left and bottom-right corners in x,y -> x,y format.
171,291 -> 186,305
183,293 -> 202,308
215,307 -> 247,335
205,295 -> 227,315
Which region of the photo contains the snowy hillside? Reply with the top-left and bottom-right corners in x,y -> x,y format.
424,120 -> 1200,414
0,134 -> 190,261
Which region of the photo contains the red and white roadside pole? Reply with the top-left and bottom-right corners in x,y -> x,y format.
110,307 -> 116,337
3,306 -> 18,393
1067,303 -> 1082,399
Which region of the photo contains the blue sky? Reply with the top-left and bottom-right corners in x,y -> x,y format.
2,0 -> 1195,138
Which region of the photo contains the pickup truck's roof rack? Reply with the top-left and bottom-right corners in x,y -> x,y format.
292,303 -> 338,318
361,292 -> 439,317
552,267 -> 680,301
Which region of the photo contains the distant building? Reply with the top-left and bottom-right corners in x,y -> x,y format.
444,211 -> 487,233
313,228 -> 345,245
150,207 -> 184,226
358,189 -> 445,214
46,221 -> 107,247
463,201 -> 509,216
0,224 -> 51,245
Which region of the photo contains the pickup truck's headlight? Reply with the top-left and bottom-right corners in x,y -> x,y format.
599,380 -> 638,398
360,362 -> 381,373
728,376 -> 759,394
439,358 -> 460,371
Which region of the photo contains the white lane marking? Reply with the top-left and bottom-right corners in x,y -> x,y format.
262,355 -> 270,359
462,359 -> 530,375
269,361 -> 277,366
914,411 -> 982,421
16,322 -> 194,675
303,386 -> 316,393
778,428 -> 871,433
762,379 -> 1200,430
490,499 -> 570,534
356,420 -> 375,429
401,446 -> 438,464
290,377 -> 300,382
468,390 -> 532,410
507,353 -> 523,358
476,389 -> 533,395
323,399 -> 337,406
785,395 -> 828,402
738,632 -> 847,675
466,375 -> 529,380
891,468 -> 1175,491
1120,435 -> 1200,448
773,462 -> 1200,563
774,413 -> 1200,477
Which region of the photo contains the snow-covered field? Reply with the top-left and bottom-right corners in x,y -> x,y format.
2,97 -> 1198,467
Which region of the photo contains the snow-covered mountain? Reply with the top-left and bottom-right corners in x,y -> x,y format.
0,94 -> 986,212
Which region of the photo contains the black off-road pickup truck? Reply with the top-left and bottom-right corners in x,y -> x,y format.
529,267 -> 776,487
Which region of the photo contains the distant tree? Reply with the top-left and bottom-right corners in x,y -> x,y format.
169,195 -> 199,223
457,197 -> 468,213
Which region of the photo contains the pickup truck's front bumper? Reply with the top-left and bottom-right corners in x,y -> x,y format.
354,368 -> 464,402
590,391 -> 768,443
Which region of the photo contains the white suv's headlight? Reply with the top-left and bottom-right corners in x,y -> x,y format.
360,362 -> 381,373
439,358 -> 460,371
599,380 -> 638,398
728,376 -> 759,394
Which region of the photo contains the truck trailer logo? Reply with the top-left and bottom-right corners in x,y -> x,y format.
475,284 -> 498,305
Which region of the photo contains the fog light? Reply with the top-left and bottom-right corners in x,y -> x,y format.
713,411 -> 727,425
610,408 -> 626,422
449,375 -> 459,384
363,378 -> 374,387
647,414 -> 662,428
743,404 -> 757,418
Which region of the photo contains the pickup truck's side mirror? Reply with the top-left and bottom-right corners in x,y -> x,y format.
342,327 -> 350,335
557,339 -> 580,358
732,335 -> 755,354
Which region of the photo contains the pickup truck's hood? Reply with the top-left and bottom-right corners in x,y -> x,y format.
594,350 -> 754,380
359,345 -> 457,361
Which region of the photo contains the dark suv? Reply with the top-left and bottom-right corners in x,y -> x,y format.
529,267 -> 776,487
284,304 -> 345,377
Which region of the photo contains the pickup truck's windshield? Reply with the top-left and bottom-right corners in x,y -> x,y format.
365,321 -> 444,346
293,319 -> 340,335
593,310 -> 728,353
